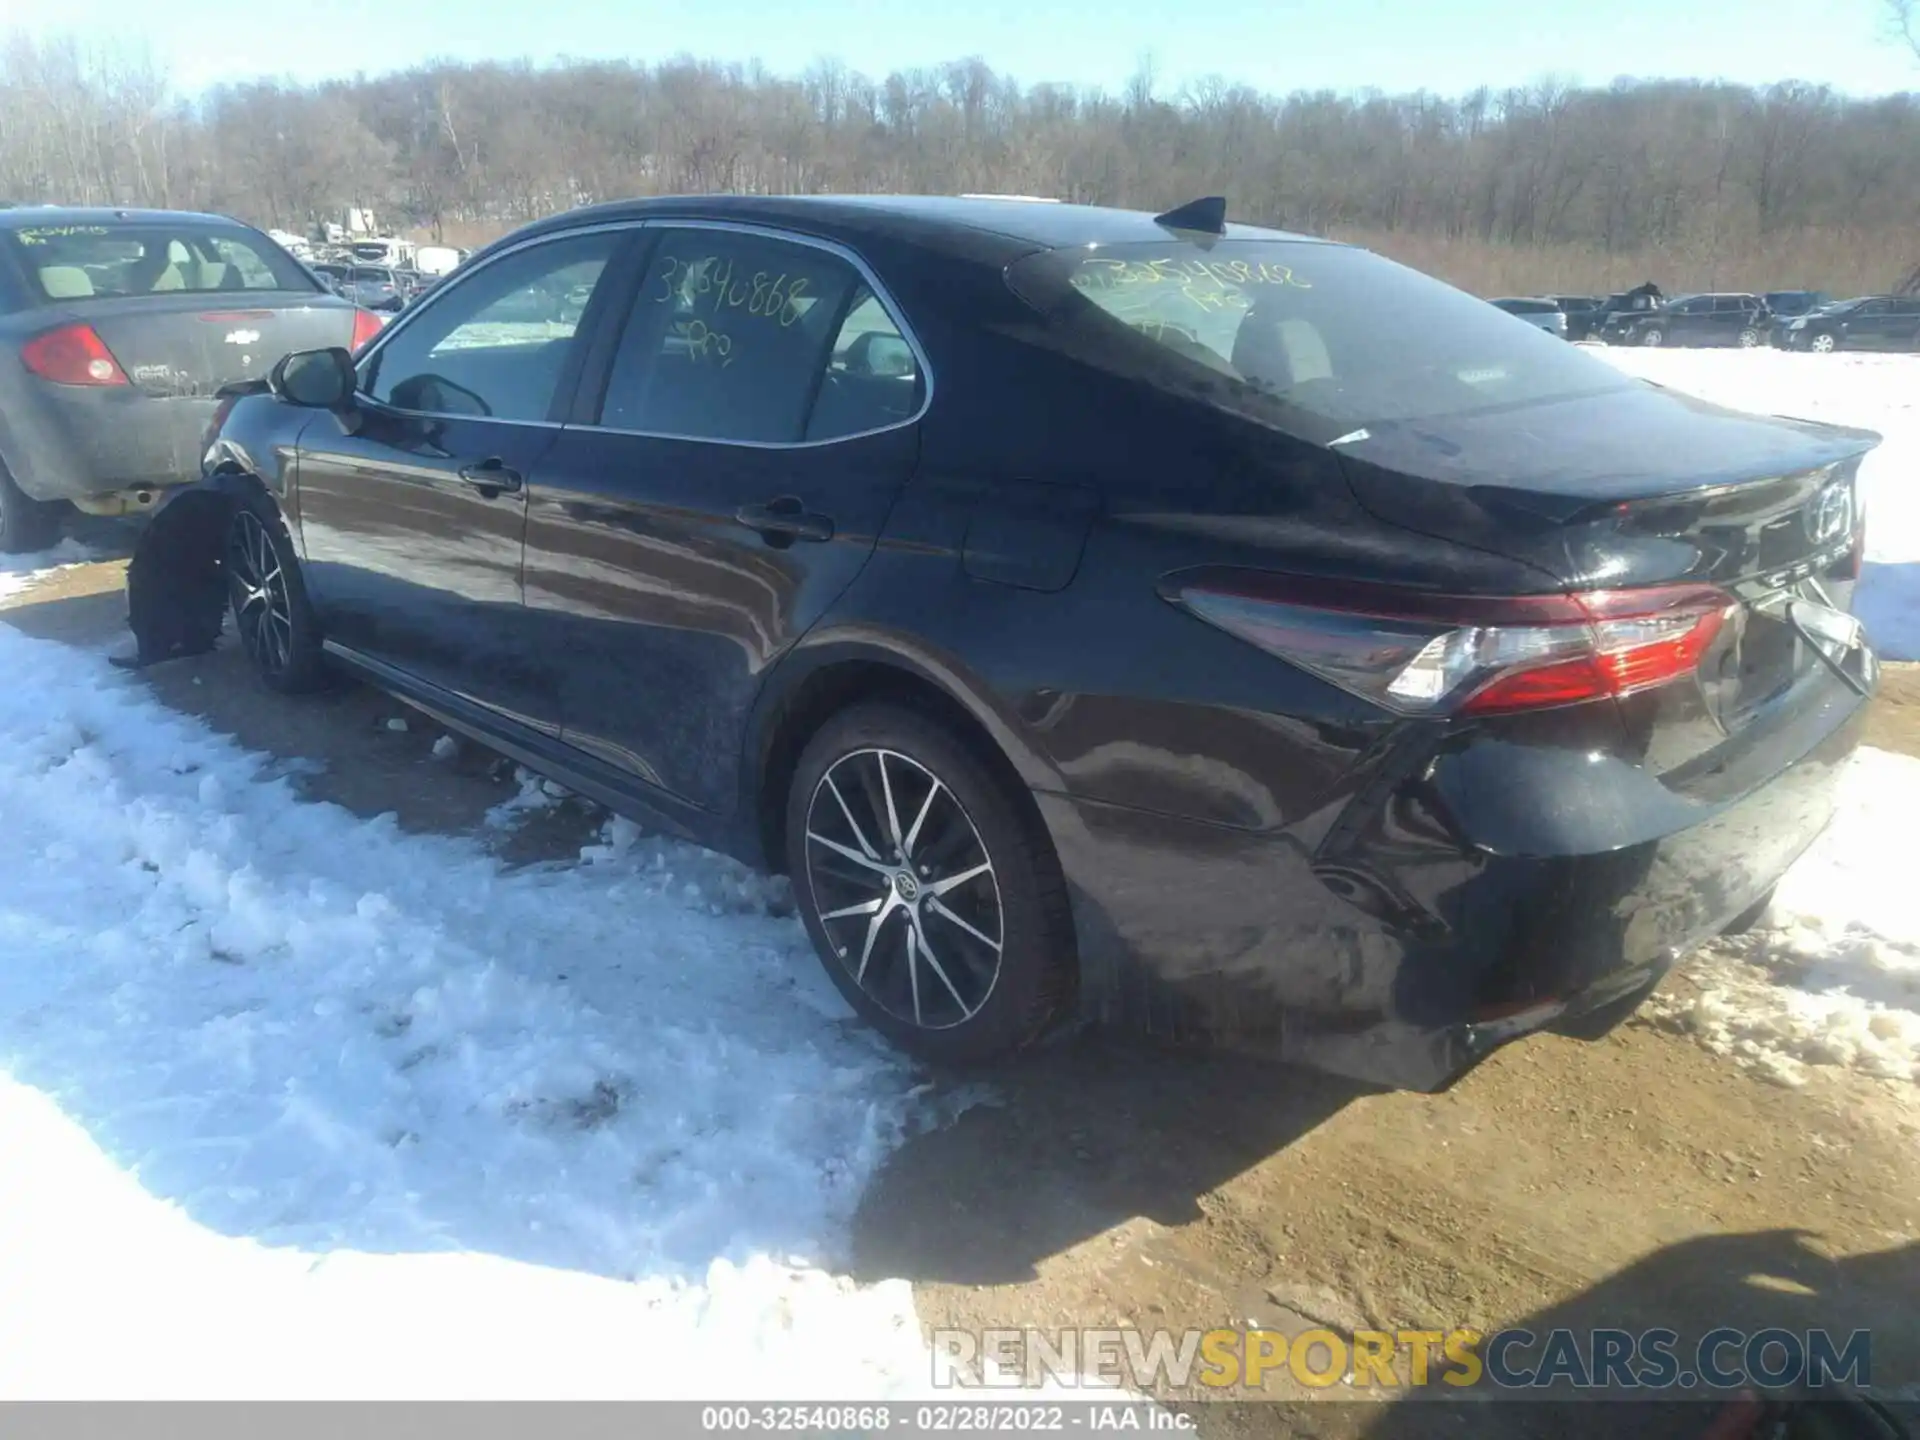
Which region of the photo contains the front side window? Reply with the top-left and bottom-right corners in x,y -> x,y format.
1007,240 -> 1632,442
362,231 -> 618,423
599,228 -> 870,443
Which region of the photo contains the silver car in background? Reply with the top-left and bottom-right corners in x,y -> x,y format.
0,207 -> 377,551
1489,296 -> 1571,338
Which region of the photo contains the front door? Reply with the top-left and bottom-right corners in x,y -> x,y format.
296,227 -> 630,730
523,222 -> 927,813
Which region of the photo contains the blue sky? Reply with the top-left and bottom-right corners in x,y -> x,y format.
10,0 -> 1915,98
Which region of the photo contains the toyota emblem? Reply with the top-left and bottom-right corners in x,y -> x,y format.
1806,479 -> 1852,547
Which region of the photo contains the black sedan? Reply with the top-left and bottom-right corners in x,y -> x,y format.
1779,296 -> 1920,353
130,194 -> 1879,1091
0,208 -> 380,551
1604,292 -> 1772,348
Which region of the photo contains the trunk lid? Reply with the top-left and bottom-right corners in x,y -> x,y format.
81,293 -> 357,400
1336,382 -> 1878,741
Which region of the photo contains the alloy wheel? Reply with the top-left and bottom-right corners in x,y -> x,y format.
1641,329 -> 1664,347
803,747 -> 1005,1030
1811,334 -> 1836,353
228,509 -> 295,676
1739,328 -> 1761,348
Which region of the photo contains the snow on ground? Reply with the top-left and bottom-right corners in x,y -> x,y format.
0,615 -> 962,1398
0,536 -> 100,605
1642,748 -> 1920,1089
1591,347 -> 1920,1088
1595,347 -> 1920,660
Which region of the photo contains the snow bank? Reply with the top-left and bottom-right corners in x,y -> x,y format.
0,620 -> 945,1398
1595,348 -> 1920,660
1643,747 -> 1920,1089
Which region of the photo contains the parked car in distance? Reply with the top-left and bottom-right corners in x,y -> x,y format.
1586,288 -> 1666,342
1552,295 -> 1608,341
1765,290 -> 1830,318
1489,296 -> 1569,337
344,264 -> 407,312
1605,292 -> 1771,348
304,261 -> 348,296
150,194 -> 1877,1092
1780,295 -> 1920,353
0,206 -> 380,552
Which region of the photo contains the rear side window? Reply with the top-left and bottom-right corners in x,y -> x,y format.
2,222 -> 317,301
1007,241 -> 1631,442
597,227 -> 904,443
362,230 -> 618,423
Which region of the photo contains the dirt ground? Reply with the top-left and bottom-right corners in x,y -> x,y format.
6,541 -> 1918,1438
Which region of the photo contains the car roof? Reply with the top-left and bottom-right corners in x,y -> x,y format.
0,206 -> 247,230
501,193 -> 1337,266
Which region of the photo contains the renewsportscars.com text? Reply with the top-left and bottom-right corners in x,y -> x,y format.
931,1325 -> 1874,1393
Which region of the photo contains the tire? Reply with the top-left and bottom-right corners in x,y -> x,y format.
1810,333 -> 1837,354
1639,327 -> 1666,347
0,463 -> 62,555
1738,327 -> 1762,348
226,490 -> 328,693
786,703 -> 1076,1066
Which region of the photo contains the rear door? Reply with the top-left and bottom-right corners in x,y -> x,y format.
522,221 -> 926,814
1889,299 -> 1920,350
295,226 -> 632,730
1665,296 -> 1711,341
1708,296 -> 1749,344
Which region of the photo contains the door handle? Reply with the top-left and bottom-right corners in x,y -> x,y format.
736,496 -> 834,545
457,458 -> 523,496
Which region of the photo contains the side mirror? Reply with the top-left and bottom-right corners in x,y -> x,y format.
270,347 -> 356,409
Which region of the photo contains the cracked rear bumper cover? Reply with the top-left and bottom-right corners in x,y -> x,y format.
1033,684 -> 1866,1093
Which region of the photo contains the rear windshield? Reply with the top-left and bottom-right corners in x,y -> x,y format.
1007,241 -> 1632,443
4,222 -> 316,302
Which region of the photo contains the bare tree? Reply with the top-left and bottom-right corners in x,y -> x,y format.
1891,0 -> 1919,56
8,30 -> 1920,294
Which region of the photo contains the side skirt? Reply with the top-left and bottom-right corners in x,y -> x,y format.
321,640 -> 752,863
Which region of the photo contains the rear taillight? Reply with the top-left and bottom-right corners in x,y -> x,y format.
1174,573 -> 1735,717
21,323 -> 128,386
350,308 -> 384,353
